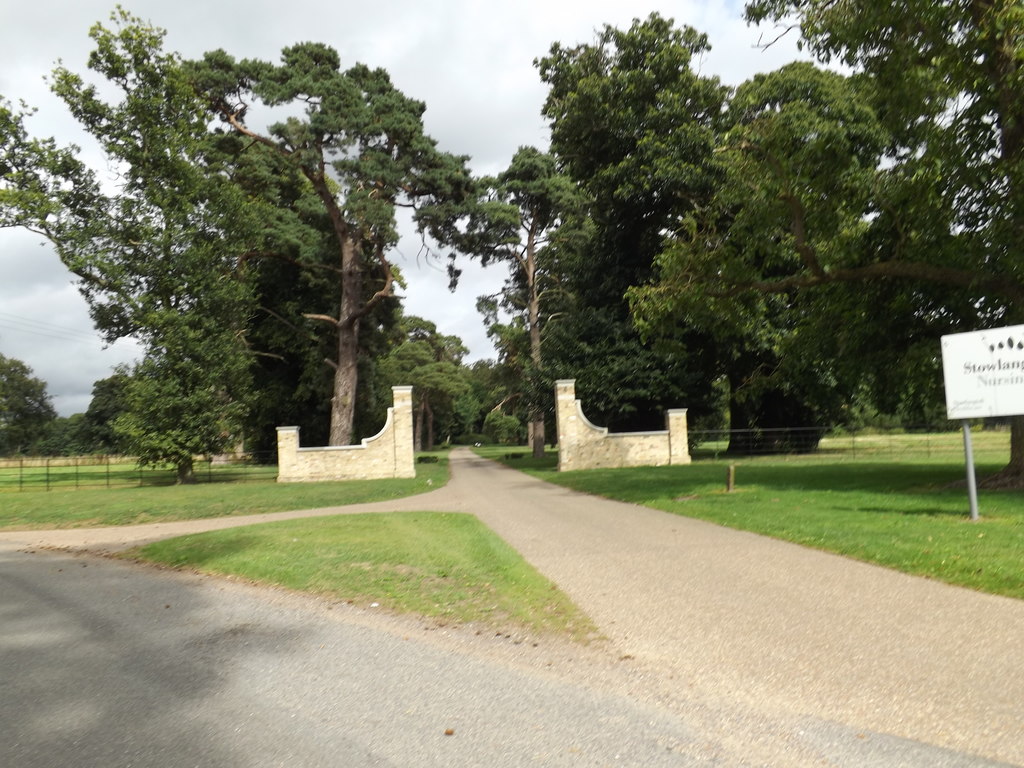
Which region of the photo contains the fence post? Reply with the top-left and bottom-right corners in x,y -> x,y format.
46,458 -> 50,492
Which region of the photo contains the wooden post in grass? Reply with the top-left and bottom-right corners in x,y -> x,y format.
726,464 -> 736,492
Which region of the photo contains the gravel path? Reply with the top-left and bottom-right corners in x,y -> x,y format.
2,448 -> 1022,765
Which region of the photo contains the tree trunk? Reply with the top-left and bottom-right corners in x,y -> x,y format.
529,417 -> 546,458
980,415 -> 1024,488
328,238 -> 363,445
425,398 -> 435,451
526,220 -> 546,459
329,321 -> 359,445
414,398 -> 425,452
1011,416 -> 1024,471
176,457 -> 196,485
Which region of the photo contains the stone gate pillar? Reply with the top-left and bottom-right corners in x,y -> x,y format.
555,379 -> 580,471
667,409 -> 691,465
276,426 -> 300,482
391,386 -> 415,478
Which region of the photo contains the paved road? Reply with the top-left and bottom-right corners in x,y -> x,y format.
1,547 -> 715,767
2,449 -> 1022,766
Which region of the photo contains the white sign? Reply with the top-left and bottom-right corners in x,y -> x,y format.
941,324 -> 1024,419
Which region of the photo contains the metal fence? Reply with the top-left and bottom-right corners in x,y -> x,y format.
0,453 -> 279,493
0,427 -> 1013,492
688,425 -> 1010,462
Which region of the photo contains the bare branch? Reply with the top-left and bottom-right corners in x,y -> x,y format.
303,313 -> 342,327
755,23 -> 799,50
340,243 -> 395,328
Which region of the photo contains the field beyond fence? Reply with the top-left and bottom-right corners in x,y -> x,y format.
0,453 -> 278,492
0,427 -> 1012,492
688,426 -> 1010,463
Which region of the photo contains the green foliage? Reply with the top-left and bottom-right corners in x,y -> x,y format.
538,13 -> 727,306
482,409 -> 523,445
738,0 -> 1024,474
378,316 -> 470,449
79,373 -> 130,453
629,62 -> 892,447
0,98 -> 99,235
110,326 -> 250,483
530,15 -> 733,433
12,10 -> 264,480
0,354 -> 56,455
189,42 -> 474,444
34,414 -> 91,457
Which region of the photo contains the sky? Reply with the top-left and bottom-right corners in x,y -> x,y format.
0,0 -> 804,416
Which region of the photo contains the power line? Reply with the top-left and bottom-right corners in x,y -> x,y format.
0,310 -> 102,344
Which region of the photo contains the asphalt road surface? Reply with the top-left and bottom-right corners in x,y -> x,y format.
2,449 -> 1021,766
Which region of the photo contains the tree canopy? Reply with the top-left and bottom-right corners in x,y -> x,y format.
737,0 -> 1024,478
38,11 -> 263,482
0,353 -> 56,456
189,42 -> 474,445
8,6 -> 1024,475
462,146 -> 582,456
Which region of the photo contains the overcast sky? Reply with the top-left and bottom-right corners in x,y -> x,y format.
0,0 -> 804,415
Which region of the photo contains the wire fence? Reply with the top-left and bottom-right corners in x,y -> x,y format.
0,426 -> 1013,492
688,425 -> 1011,463
0,452 -> 279,493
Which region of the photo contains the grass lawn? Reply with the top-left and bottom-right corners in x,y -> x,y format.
130,511 -> 597,640
0,459 -> 447,530
476,445 -> 1024,601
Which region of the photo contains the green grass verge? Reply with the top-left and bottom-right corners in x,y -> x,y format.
475,446 -> 1024,601
130,511 -> 597,640
0,459 -> 448,530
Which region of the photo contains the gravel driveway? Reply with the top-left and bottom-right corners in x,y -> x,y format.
2,448 -> 1021,766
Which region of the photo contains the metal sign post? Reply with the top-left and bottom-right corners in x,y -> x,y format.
960,420 -> 980,522
941,325 -> 1024,521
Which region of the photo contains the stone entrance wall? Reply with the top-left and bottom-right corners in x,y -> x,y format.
555,379 -> 690,472
276,386 -> 416,482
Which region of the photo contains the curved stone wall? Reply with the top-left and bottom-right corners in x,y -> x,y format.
555,379 -> 690,472
276,386 -> 416,482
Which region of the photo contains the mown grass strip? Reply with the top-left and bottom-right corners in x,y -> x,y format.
131,511 -> 597,640
0,460 -> 448,530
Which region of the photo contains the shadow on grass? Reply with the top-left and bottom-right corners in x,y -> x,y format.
731,462 -> 968,493
852,506 -> 959,518
138,531 -> 262,570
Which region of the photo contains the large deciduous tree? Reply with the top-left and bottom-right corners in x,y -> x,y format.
3,18 -> 278,479
0,353 -> 56,455
533,14 -> 732,434
189,44 -> 473,445
730,0 -> 1024,482
630,62 -> 894,451
40,12 -> 262,482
